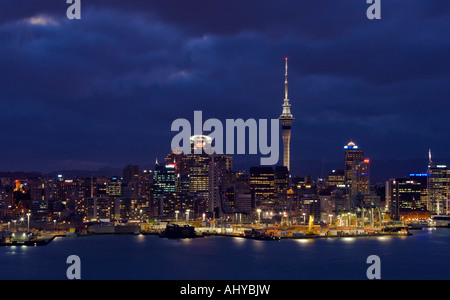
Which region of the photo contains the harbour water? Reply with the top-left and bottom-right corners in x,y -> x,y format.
1,228 -> 449,280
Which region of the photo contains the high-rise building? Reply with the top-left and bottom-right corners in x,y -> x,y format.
152,162 -> 176,216
427,151 -> 450,215
326,169 -> 345,189
250,166 -> 275,209
165,151 -> 191,209
279,57 -> 294,172
106,177 -> 123,197
274,166 -> 289,206
208,154 -> 233,218
350,159 -> 371,198
386,177 -> 423,220
165,152 -> 190,177
344,140 -> 364,189
233,172 -> 252,214
408,173 -> 429,210
188,135 -> 212,215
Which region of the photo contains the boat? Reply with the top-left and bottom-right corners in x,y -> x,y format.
408,221 -> 429,230
431,215 -> 450,227
0,235 -> 56,247
159,224 -> 203,239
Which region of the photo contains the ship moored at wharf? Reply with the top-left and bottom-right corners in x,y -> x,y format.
159,224 -> 204,239
0,231 -> 58,246
140,221 -> 412,240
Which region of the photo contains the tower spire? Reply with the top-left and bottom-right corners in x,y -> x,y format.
285,57 -> 288,101
428,149 -> 435,168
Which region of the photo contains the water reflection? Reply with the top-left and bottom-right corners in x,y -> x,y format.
295,239 -> 313,244
377,236 -> 392,242
342,237 -> 356,243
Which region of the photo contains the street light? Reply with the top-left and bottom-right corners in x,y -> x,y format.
186,209 -> 190,224
27,213 -> 31,232
256,209 -> 261,223
175,210 -> 179,222
54,219 -> 56,232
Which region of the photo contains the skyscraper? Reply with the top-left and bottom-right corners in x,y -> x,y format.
344,140 -> 364,189
350,159 -> 371,197
250,166 -> 275,209
279,57 -> 294,172
427,150 -> 450,215
188,135 -> 212,215
208,154 -> 233,218
153,162 -> 176,216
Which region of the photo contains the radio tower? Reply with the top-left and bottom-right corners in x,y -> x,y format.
279,57 -> 294,171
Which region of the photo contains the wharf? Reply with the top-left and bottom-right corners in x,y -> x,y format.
212,231 -> 410,240
0,233 -> 58,247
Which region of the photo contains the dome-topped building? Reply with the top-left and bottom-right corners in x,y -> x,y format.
344,140 -> 359,149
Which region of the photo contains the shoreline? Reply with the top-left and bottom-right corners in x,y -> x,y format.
0,225 -> 422,246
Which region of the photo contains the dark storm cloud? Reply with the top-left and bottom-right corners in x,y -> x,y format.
0,0 -> 449,173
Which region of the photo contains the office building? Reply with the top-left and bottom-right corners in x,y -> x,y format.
250,166 -> 275,209
427,155 -> 450,215
344,140 -> 364,189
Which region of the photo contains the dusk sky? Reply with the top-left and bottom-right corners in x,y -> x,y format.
1,0 -> 449,176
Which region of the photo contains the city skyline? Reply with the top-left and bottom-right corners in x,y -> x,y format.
0,1 -> 449,174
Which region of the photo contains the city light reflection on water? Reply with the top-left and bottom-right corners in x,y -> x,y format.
376,236 -> 392,242
295,238 -> 313,244
1,229 -> 450,280
342,237 -> 356,243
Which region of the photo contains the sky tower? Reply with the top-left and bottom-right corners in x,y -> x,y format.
279,57 -> 294,171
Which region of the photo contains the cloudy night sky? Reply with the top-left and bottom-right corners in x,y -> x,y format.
0,0 -> 449,179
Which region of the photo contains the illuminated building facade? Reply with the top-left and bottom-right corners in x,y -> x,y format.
326,169 -> 345,189
106,177 -> 122,197
427,163 -> 450,215
250,166 -> 275,209
386,177 -> 424,220
344,141 -> 364,189
350,159 -> 371,198
153,163 -> 176,215
188,135 -> 212,214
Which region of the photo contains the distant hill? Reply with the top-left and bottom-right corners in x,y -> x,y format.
46,167 -> 123,179
0,171 -> 43,180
